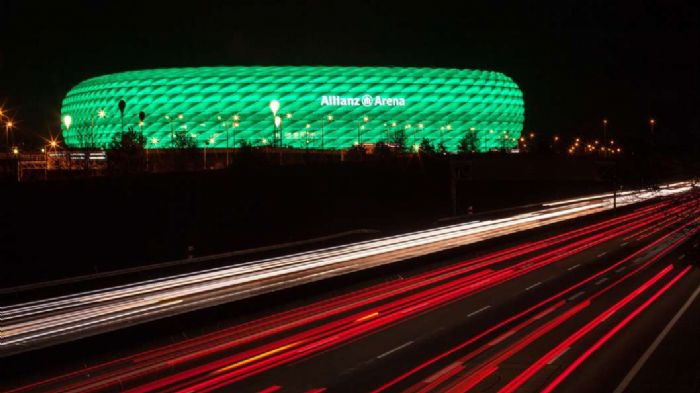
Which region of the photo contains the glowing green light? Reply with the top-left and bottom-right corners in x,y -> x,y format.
61,66 -> 524,151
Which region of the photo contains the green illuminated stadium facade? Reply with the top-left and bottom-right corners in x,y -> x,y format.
61,66 -> 524,152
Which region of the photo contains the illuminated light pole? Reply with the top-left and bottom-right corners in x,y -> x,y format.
358,115 -> 369,146
5,120 -> 14,149
177,113 -> 185,138
165,115 -> 175,147
204,136 -> 216,169
321,114 -> 333,150
284,112 -> 292,147
649,118 -> 656,135
63,115 -> 72,132
274,115 -> 282,148
418,122 -> 424,137
602,118 -> 608,146
269,100 -> 280,147
305,123 -> 311,150
44,139 -> 59,179
405,123 -> 414,148
232,114 -> 240,155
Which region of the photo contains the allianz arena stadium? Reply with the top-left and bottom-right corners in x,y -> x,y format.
60,66 -> 524,152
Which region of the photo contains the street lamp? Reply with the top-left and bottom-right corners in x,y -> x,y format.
274,115 -> 282,147
284,113 -> 292,147
358,115 -> 369,146
321,114 -> 333,150
270,100 -> 281,146
5,120 -> 14,148
269,100 -> 280,116
602,118 -> 608,146
146,137 -> 159,170
649,118 -> 656,134
43,140 -> 59,179
304,123 -> 312,149
165,115 -> 175,147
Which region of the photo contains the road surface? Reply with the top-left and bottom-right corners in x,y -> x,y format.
3,186 -> 700,392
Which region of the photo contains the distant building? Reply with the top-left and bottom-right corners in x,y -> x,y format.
61,66 -> 524,152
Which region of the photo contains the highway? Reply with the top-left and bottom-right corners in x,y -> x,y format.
0,182 -> 693,357
2,185 -> 700,392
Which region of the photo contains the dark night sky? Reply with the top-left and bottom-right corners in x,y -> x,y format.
0,0 -> 698,147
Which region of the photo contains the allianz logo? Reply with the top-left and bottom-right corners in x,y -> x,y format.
320,95 -> 407,107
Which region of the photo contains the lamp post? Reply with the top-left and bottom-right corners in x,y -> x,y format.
405,123 -> 414,149
321,114 -> 333,150
270,100 -> 280,147
43,139 -> 58,179
147,137 -> 158,170
274,116 -> 282,148
649,118 -> 656,135
602,118 -> 608,145
63,115 -> 72,132
358,115 -> 369,146
304,123 -> 311,150
229,114 -> 240,166
177,113 -> 185,142
284,112 -> 292,147
138,111 -> 146,136
165,115 -> 175,147
4,120 -> 13,150
204,137 -> 215,169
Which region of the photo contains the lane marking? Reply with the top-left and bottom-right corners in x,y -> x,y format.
620,242 -> 629,247
525,282 -> 542,291
597,252 -> 608,258
568,264 -> 581,271
616,267 -> 627,273
489,330 -> 516,346
547,347 -> 570,364
613,281 -> 700,393
678,254 -> 685,260
568,291 -> 586,301
424,362 -> 463,383
468,305 -> 491,317
595,277 -> 609,286
377,341 -> 414,359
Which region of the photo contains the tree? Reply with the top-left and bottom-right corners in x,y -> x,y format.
457,130 -> 480,154
419,138 -> 436,155
106,127 -> 146,174
171,131 -> 200,171
437,141 -> 449,155
392,129 -> 408,152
